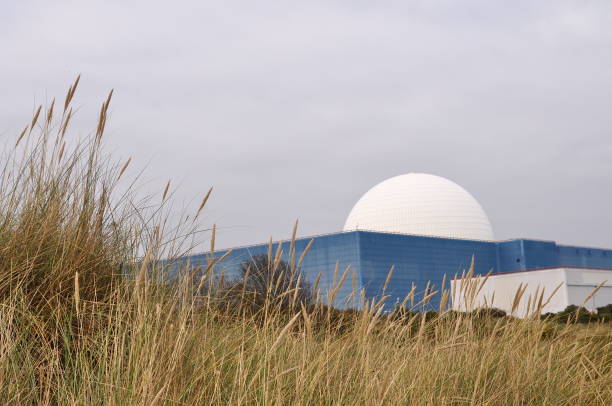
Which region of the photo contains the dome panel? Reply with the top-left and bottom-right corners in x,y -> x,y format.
343,173 -> 494,240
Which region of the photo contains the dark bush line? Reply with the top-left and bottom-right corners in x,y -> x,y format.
541,304 -> 612,324
390,305 -> 612,324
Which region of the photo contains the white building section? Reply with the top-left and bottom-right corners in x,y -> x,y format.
344,173 -> 494,241
451,268 -> 612,316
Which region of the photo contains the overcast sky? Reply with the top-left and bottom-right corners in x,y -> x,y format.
1,1 -> 611,249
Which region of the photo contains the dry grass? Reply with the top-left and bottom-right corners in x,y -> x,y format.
0,80 -> 610,405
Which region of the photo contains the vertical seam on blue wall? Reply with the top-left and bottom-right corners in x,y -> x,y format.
355,231 -> 364,309
495,242 -> 501,275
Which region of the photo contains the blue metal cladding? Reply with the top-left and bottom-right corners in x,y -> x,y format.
185,232 -> 362,308
557,245 -> 612,269
357,232 -> 497,311
496,240 -> 526,271
496,240 -> 560,272
181,230 -> 612,311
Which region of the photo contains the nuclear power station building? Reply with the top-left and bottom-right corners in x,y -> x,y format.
186,174 -> 612,315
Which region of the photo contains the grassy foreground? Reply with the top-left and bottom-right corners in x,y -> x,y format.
1,80 -> 611,405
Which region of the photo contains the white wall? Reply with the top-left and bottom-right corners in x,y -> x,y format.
451,268 -> 611,317
565,268 -> 612,311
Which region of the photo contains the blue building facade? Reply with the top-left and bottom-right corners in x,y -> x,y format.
183,231 -> 612,310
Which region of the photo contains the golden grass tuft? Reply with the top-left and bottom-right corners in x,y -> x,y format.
0,77 -> 128,320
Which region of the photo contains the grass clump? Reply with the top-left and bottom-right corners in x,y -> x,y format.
0,80 -> 125,318
0,79 -> 611,405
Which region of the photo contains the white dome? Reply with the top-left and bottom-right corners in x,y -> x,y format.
343,173 -> 494,240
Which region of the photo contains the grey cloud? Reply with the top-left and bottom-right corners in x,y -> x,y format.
1,0 -> 611,249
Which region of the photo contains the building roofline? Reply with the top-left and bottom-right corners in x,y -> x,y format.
452,266 -> 612,280
555,243 -> 612,252
205,229 -> 610,256
207,228 -> 494,255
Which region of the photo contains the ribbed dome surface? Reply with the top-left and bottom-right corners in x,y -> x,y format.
343,173 -> 494,240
